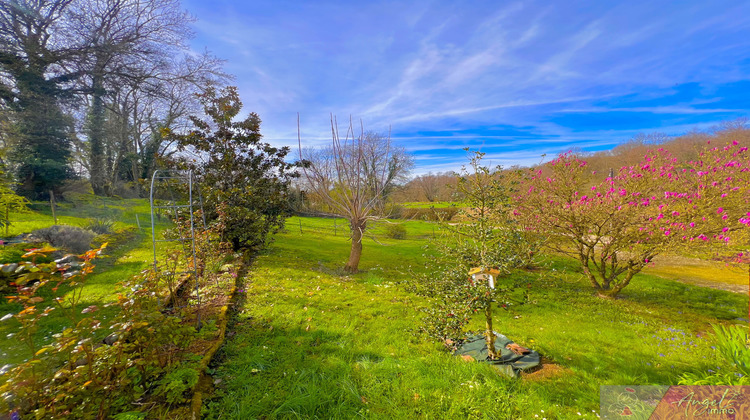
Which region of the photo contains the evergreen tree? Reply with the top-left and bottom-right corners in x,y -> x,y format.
169,86 -> 299,250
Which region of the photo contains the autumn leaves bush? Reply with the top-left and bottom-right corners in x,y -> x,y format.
0,220 -> 231,418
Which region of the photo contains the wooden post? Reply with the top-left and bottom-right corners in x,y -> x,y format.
135,214 -> 141,229
49,190 -> 57,225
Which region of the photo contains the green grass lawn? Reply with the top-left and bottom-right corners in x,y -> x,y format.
205,216 -> 747,419
3,196 -> 156,239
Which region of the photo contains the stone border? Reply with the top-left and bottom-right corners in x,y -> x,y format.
189,252 -> 250,419
190,285 -> 234,419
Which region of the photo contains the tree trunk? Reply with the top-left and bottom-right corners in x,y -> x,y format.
484,299 -> 498,359
344,220 -> 365,273
89,72 -> 106,195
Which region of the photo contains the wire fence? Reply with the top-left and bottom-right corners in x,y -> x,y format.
288,214 -> 442,241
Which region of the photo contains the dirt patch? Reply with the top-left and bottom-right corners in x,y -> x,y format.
523,357 -> 571,381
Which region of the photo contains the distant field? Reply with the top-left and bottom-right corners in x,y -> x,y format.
644,253 -> 748,294
3,196 -> 156,238
399,201 -> 458,209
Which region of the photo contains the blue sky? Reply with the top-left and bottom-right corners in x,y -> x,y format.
182,0 -> 750,174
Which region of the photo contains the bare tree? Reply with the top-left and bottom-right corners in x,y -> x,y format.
68,0 -> 208,195
298,115 -> 413,273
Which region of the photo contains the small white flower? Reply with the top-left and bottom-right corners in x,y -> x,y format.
0,314 -> 12,322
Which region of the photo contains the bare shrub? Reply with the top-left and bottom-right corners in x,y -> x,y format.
32,225 -> 97,253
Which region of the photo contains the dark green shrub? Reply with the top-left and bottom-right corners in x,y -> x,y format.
385,223 -> 407,239
85,218 -> 114,235
31,225 -> 96,253
156,366 -> 200,404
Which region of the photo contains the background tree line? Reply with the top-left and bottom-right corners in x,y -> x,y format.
388,118 -> 750,204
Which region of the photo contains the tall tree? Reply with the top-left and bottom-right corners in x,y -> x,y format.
298,117 -> 413,272
0,0 -> 81,198
68,0 -> 196,195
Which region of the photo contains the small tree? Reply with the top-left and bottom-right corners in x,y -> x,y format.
0,171 -> 29,236
413,151 -> 531,356
169,86 -> 298,250
298,116 -> 412,272
514,149 -> 704,297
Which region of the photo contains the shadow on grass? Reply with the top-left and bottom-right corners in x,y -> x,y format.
534,254 -> 746,324
206,317 -> 378,419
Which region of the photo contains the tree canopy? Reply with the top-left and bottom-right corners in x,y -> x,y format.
169,86 -> 298,250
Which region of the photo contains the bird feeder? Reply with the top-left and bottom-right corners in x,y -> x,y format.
469,267 -> 501,289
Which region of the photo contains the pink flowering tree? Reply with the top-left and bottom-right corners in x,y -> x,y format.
514,150 -> 702,297
681,141 -> 750,326
681,140 -> 750,249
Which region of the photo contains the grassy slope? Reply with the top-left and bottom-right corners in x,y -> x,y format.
206,216 -> 746,419
0,198 -> 171,366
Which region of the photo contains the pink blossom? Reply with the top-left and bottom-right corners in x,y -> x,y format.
664,230 -> 671,236
717,207 -> 724,214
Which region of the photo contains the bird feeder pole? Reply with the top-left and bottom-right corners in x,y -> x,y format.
470,266 -> 501,359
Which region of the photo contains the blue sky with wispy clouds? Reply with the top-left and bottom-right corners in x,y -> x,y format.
183,0 -> 750,173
